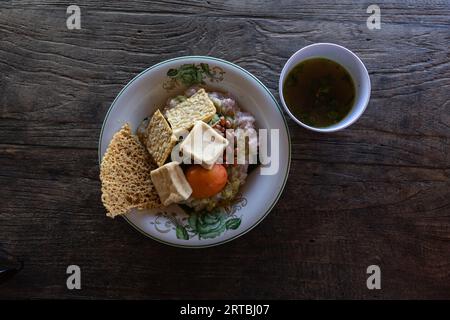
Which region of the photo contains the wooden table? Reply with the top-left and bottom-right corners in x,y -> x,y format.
1,0 -> 449,299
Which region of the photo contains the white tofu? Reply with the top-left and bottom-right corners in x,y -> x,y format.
180,121 -> 229,170
150,162 -> 192,206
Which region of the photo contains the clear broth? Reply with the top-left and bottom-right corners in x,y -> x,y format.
283,58 -> 356,127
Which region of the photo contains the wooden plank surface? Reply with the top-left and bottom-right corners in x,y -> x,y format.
0,0 -> 449,299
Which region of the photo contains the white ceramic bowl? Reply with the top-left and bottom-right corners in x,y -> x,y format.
99,56 -> 291,248
279,43 -> 371,132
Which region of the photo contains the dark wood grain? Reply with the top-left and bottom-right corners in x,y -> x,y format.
0,0 -> 449,299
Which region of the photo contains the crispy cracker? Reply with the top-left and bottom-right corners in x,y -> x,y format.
165,89 -> 216,135
100,123 -> 161,218
145,109 -> 178,167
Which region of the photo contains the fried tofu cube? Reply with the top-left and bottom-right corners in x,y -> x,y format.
180,121 -> 229,170
150,162 -> 193,206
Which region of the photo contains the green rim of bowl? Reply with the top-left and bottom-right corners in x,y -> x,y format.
98,56 -> 291,248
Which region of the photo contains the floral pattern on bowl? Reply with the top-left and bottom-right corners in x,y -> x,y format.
150,196 -> 246,240
163,63 -> 225,90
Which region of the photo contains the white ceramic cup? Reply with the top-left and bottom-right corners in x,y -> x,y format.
279,43 -> 371,132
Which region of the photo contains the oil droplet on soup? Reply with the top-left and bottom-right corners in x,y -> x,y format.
283,58 -> 356,128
